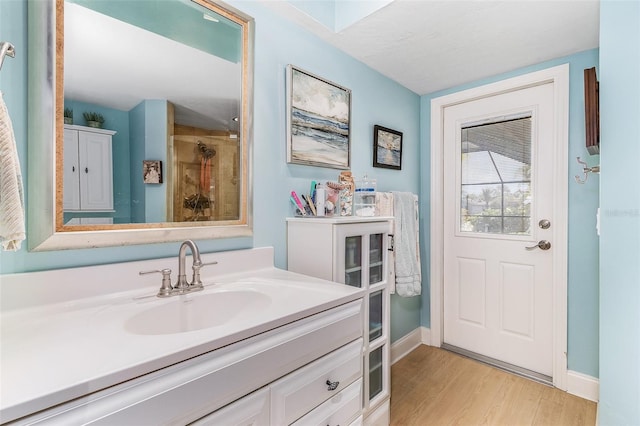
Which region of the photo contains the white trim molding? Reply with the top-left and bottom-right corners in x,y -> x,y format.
567,370 -> 599,402
390,328 -> 423,365
430,64 -> 570,391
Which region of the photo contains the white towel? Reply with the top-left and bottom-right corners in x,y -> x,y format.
392,192 -> 421,297
376,192 -> 396,294
0,91 -> 26,251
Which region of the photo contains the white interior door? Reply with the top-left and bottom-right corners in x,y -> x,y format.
443,83 -> 555,377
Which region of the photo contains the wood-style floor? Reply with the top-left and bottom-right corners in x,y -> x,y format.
390,345 -> 597,426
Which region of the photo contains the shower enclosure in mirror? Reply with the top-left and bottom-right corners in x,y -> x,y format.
27,0 -> 254,250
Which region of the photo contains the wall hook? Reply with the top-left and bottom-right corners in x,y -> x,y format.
0,41 -> 16,71
575,156 -> 600,184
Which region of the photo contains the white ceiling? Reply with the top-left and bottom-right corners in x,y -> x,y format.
262,0 -> 600,95
64,0 -> 599,130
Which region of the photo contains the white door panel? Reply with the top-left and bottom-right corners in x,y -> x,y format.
443,83 -> 554,376
456,257 -> 486,327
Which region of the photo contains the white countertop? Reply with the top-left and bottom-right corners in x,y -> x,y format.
0,247 -> 363,423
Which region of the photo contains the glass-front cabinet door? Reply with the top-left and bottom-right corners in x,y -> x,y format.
344,235 -> 362,287
339,228 -> 386,288
369,233 -> 384,285
286,216 -> 393,421
368,346 -> 384,401
369,290 -> 383,341
367,289 -> 388,412
329,219 -> 392,420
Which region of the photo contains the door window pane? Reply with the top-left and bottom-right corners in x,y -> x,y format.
460,116 -> 532,235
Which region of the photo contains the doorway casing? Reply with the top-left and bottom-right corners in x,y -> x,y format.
429,64 -> 570,390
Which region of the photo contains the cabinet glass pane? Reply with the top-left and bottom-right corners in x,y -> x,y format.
369,233 -> 383,285
344,236 -> 362,288
369,290 -> 383,342
369,346 -> 383,401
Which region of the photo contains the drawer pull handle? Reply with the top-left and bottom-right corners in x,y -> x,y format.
326,379 -> 339,391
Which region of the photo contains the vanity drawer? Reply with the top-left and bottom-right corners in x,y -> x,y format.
189,387 -> 269,426
271,338 -> 362,425
291,378 -> 362,426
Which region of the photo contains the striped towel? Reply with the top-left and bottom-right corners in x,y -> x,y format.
0,91 -> 26,251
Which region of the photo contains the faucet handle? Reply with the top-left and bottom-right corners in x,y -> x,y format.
139,268 -> 173,298
190,261 -> 218,291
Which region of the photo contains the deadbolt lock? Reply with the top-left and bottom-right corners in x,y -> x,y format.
539,219 -> 551,229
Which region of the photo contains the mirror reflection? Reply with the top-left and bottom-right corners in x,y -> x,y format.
61,0 -> 246,227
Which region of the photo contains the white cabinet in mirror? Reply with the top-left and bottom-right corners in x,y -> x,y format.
26,0 -> 254,251
63,124 -> 115,214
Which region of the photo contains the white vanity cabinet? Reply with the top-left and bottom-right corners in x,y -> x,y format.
270,338 -> 363,425
63,124 -> 115,212
193,338 -> 364,426
287,217 -> 393,426
9,300 -> 364,426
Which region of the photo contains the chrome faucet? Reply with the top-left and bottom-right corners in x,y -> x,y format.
175,239 -> 202,292
139,240 -> 217,297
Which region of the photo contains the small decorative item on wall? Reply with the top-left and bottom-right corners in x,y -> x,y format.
143,160 -> 163,184
583,67 -> 600,155
373,125 -> 403,170
286,65 -> 351,169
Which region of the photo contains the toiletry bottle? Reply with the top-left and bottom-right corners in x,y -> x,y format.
315,185 -> 325,217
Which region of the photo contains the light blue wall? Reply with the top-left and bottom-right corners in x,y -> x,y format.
419,49 -> 601,378
143,100 -> 167,224
231,1 -> 422,343
598,1 -> 640,424
129,102 -> 146,223
0,1 -> 421,342
70,0 -> 241,63
129,99 -> 167,223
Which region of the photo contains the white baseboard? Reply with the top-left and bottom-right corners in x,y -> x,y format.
390,328 -> 423,365
392,328 -> 599,404
567,370 -> 599,402
420,326 -> 431,346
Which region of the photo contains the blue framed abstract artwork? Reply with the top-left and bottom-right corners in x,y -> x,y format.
286,65 -> 351,169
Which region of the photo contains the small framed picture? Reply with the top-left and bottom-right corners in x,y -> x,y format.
143,160 -> 163,184
373,125 -> 402,170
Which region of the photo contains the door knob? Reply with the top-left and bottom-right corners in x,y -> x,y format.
539,219 -> 551,229
526,240 -> 551,251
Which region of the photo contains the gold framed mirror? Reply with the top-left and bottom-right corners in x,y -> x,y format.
27,0 -> 254,251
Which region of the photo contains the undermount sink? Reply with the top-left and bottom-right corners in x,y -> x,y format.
125,290 -> 272,335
